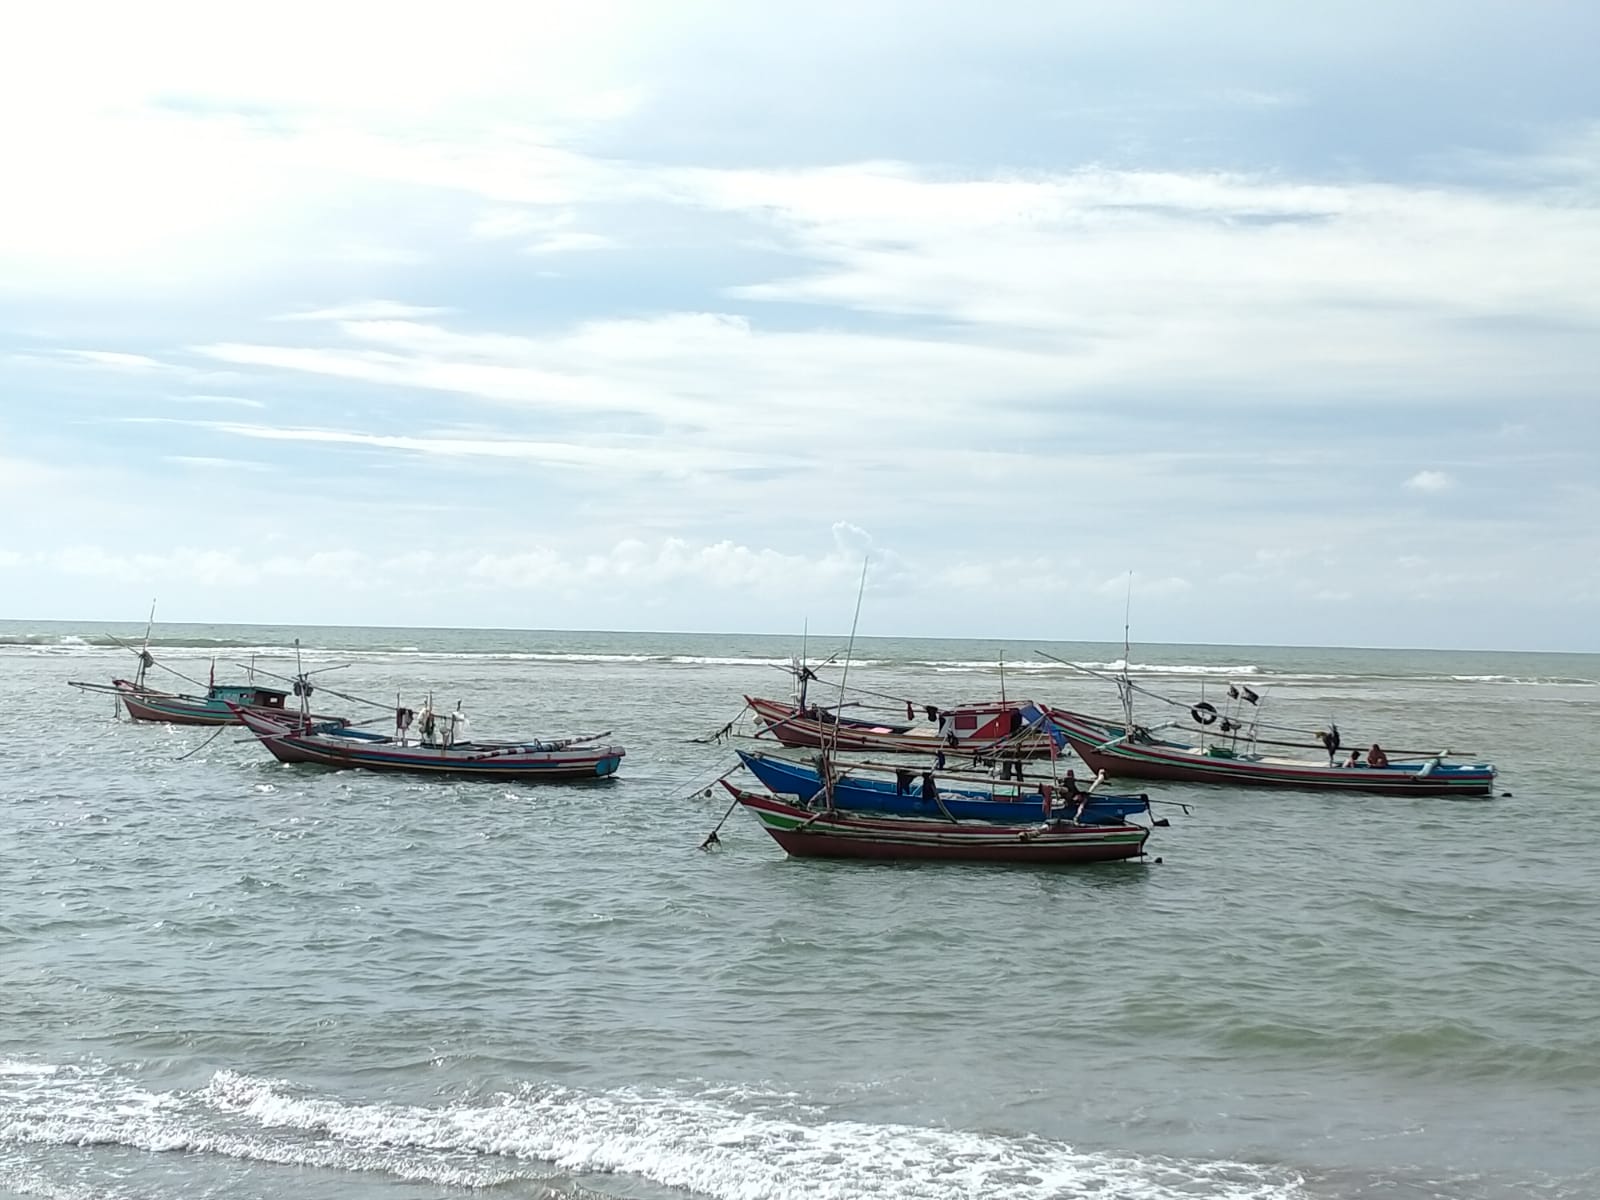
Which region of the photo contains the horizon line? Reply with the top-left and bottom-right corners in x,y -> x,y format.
1,615 -> 1595,658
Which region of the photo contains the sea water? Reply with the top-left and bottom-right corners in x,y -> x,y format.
2,621 -> 1598,1199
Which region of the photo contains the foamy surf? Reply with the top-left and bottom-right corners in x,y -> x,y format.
1,1060 -> 1306,1200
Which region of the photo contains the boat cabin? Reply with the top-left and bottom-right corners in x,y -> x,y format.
944,702 -> 1029,744
207,684 -> 293,711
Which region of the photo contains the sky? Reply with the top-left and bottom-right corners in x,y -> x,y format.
2,1 -> 1597,650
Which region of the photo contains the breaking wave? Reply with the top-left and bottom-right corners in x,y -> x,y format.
0,1059 -> 1307,1200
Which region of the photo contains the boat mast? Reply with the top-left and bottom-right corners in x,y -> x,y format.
293,638 -> 308,721
798,618 -> 810,711
135,599 -> 156,690
824,559 -> 870,806
1119,573 -> 1135,731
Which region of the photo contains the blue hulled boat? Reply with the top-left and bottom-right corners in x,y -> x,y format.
735,749 -> 1151,825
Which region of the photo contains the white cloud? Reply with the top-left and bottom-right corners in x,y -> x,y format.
1406,470 -> 1454,492
144,418 -> 793,477
274,300 -> 456,322
1095,574 -> 1193,598
56,350 -> 166,371
163,455 -> 271,471
169,394 -> 267,409
523,231 -> 618,255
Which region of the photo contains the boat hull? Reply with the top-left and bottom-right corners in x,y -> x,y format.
736,749 -> 1149,824
118,688 -> 240,725
727,783 -> 1150,864
1046,708 -> 1496,797
233,707 -> 624,781
111,680 -> 343,727
745,695 -> 1055,758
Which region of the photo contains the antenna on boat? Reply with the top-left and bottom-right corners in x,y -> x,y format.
999,649 -> 1006,707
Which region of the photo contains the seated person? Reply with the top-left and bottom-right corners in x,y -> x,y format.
1367,743 -> 1389,769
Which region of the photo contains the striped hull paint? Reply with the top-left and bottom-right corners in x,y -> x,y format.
1045,708 -> 1496,797
233,706 -> 624,782
726,783 -> 1150,864
745,696 -> 1054,758
735,750 -> 1150,824
112,681 -> 344,728
118,689 -> 241,725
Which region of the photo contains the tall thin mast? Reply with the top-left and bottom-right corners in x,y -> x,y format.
798,618 -> 810,710
824,559 -> 870,803
136,599 -> 156,690
294,638 -> 308,721
1120,572 -> 1135,730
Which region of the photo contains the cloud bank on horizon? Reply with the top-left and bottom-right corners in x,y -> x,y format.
2,0 -> 1596,650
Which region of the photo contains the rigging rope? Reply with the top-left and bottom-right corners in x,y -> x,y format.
175,725 -> 227,761
104,634 -> 211,692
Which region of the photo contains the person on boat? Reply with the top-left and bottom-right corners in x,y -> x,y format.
1367,743 -> 1389,769
1347,748 -> 1363,768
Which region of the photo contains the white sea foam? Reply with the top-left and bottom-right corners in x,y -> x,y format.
359,651 -> 825,668
0,1062 -> 59,1078
196,1069 -> 1302,1200
1,1060 -> 1307,1200
910,659 -> 1267,678
0,1062 -> 516,1190
0,1167 -> 119,1200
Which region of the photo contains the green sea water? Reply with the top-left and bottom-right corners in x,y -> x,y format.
2,620 -> 1598,1200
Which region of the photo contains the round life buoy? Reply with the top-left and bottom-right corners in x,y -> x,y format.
1191,701 -> 1218,726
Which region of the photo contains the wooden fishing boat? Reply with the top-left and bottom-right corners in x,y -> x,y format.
111,678 -> 342,726
735,748 -> 1152,825
724,782 -> 1151,864
65,605 -> 346,727
1045,707 -> 1496,797
232,705 -> 625,781
68,675 -> 347,726
744,695 -> 1056,758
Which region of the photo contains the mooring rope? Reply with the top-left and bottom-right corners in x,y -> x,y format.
175,725 -> 228,761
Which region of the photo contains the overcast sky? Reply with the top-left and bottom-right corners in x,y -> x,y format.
2,1 -> 1596,650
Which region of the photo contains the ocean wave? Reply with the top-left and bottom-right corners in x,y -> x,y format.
199,1069 -> 1308,1200
1,1060 -> 1306,1200
0,634 -> 282,649
0,1060 -> 518,1191
6,632 -> 1592,688
913,661 -> 1268,681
